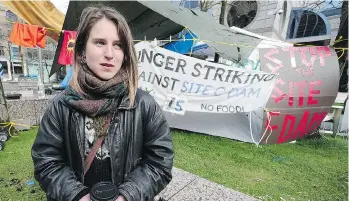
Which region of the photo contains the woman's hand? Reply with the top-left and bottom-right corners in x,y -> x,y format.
79,194 -> 90,201
116,195 -> 127,201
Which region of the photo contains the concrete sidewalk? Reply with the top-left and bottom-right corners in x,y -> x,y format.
155,167 -> 260,201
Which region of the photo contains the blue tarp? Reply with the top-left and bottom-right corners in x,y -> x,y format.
59,66 -> 72,88
162,30 -> 208,54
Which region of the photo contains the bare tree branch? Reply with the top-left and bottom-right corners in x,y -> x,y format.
199,0 -> 221,12
307,0 -> 343,11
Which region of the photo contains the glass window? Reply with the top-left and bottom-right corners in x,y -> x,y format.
227,1 -> 258,28
0,46 -> 5,56
11,46 -> 20,57
287,9 -> 327,39
184,0 -> 199,9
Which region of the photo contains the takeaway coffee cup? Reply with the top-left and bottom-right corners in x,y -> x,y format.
90,182 -> 119,201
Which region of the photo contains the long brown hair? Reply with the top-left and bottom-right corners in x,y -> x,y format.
70,6 -> 138,106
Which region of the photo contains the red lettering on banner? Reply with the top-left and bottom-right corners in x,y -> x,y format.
278,115 -> 296,143
263,46 -> 331,143
283,47 -> 299,58
305,111 -> 327,137
281,46 -> 331,68
296,67 -> 315,76
283,47 -> 299,68
276,111 -> 328,143
288,81 -> 294,107
265,48 -> 284,73
294,81 -> 307,107
288,81 -> 317,107
317,46 -> 331,67
300,47 -> 317,68
295,68 -> 301,76
289,81 -> 308,107
291,110 -> 310,140
308,81 -> 321,105
272,79 -> 287,103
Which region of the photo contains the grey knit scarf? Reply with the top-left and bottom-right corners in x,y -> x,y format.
62,63 -> 128,118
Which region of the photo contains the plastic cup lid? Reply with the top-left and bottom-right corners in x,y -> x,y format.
90,182 -> 118,201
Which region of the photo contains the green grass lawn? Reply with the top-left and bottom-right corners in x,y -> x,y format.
172,130 -> 348,201
0,128 -> 347,201
0,129 -> 46,201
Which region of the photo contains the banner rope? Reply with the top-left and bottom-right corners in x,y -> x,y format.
1,19 -> 348,51
249,111 -> 259,145
249,109 -> 275,146
0,122 -> 39,137
262,109 -> 277,145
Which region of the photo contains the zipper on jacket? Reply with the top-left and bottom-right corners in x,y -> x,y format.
110,112 -> 120,184
108,112 -> 117,155
73,112 -> 85,183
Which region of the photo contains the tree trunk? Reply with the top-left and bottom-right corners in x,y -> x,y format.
7,41 -> 13,80
219,0 -> 226,25
0,79 -> 9,123
0,70 -> 16,136
215,0 -> 227,63
0,43 -> 17,135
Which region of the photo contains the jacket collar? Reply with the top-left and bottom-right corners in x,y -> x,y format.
118,91 -> 137,110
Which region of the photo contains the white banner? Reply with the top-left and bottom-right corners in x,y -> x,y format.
136,41 -> 276,115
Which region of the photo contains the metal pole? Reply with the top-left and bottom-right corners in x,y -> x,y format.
6,60 -> 12,81
7,42 -> 12,80
37,48 -> 45,98
23,47 -> 28,76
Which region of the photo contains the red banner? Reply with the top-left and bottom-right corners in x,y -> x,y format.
259,46 -> 340,144
58,31 -> 77,65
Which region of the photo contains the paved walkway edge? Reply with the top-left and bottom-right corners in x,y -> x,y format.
155,167 -> 260,201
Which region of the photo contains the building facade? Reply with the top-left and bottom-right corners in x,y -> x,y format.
176,0 -> 342,46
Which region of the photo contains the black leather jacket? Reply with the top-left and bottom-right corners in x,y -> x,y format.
31,89 -> 174,201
